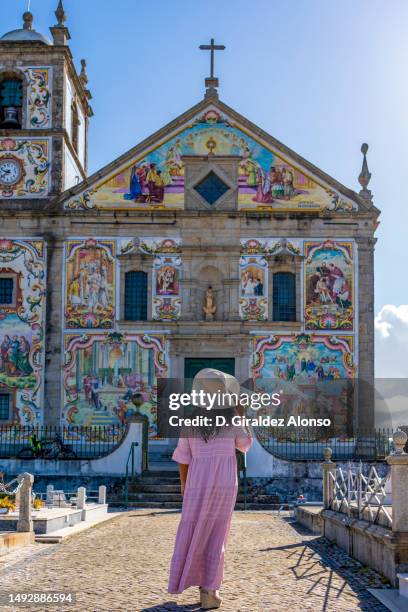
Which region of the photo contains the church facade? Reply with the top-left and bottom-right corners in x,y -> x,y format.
0,7 -> 379,454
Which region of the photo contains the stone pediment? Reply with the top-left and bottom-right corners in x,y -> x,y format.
59,97 -> 370,215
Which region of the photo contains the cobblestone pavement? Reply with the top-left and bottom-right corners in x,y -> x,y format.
0,511 -> 390,612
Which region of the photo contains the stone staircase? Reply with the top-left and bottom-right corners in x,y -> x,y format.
109,470 -> 285,510
148,448 -> 177,472
124,470 -> 183,509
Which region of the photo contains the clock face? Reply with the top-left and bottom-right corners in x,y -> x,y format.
0,158 -> 22,186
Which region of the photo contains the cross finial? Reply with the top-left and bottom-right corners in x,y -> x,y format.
358,143 -> 373,205
50,0 -> 70,45
80,59 -> 88,86
55,0 -> 67,26
22,11 -> 34,30
199,38 -> 225,96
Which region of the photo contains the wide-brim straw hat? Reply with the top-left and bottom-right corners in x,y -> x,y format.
191,368 -> 241,410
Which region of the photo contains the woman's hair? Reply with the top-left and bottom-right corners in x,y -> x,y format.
190,406 -> 235,442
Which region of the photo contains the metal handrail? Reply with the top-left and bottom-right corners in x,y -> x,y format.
124,442 -> 139,508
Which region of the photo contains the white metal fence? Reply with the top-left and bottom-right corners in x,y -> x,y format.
328,463 -> 392,528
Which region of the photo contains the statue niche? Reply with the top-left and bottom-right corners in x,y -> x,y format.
203,285 -> 216,321
195,264 -> 224,321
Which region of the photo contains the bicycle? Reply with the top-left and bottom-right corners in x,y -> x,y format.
17,434 -> 78,460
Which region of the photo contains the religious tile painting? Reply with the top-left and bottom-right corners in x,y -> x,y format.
62,332 -> 168,437
24,67 -> 52,129
239,256 -> 268,321
0,239 -> 46,425
65,107 -> 356,213
64,238 -> 116,329
251,333 -> 356,434
152,254 -> 181,321
304,240 -> 354,330
0,138 -> 49,198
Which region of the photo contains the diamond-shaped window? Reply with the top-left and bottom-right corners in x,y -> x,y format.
194,171 -> 229,205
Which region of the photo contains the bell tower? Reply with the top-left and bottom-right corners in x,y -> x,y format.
0,2 -> 92,204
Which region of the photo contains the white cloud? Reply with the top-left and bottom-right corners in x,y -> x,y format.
375,304 -> 408,377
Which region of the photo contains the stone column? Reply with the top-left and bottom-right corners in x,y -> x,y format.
43,237 -> 63,425
77,486 -> 86,510
46,484 -> 54,506
98,485 -> 106,505
322,448 -> 336,509
179,279 -> 196,320
225,253 -> 241,320
17,473 -> 34,533
386,430 -> 408,532
356,237 -> 376,431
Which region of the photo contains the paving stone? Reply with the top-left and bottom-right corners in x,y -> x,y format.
0,511 -> 390,611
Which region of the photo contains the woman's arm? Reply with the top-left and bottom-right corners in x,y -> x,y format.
172,436 -> 192,496
179,463 -> 189,495
234,403 -> 253,452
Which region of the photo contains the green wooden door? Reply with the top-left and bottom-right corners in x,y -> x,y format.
184,358 -> 235,381
176,358 -> 236,441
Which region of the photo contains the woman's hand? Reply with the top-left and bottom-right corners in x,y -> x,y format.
179,463 -> 188,498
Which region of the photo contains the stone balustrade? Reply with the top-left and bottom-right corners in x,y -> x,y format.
320,429 -> 408,587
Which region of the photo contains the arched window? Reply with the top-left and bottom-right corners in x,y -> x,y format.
273,272 -> 296,321
71,100 -> 80,153
124,271 -> 148,321
0,77 -> 23,129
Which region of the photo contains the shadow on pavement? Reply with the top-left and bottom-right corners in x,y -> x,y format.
141,602 -> 201,611
259,536 -> 390,612
280,517 -> 314,535
126,510 -> 181,517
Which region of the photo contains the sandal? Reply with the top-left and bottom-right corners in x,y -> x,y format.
200,589 -> 222,609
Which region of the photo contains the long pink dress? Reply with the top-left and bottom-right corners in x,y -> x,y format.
168,428 -> 252,593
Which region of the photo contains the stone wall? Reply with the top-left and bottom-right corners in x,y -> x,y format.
322,510 -> 403,586
0,208 -> 377,431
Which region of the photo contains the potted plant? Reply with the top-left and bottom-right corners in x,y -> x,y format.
0,496 -> 16,514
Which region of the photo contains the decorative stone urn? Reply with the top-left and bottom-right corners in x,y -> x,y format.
393,429 -> 408,455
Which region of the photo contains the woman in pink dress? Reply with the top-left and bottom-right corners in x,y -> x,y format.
168,369 -> 252,609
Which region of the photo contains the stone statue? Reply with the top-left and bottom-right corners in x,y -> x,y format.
203,285 -> 216,321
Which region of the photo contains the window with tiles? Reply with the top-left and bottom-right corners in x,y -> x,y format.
0,276 -> 14,305
273,272 -> 296,322
0,393 -> 10,422
124,271 -> 148,321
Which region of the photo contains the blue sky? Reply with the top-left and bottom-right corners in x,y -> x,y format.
4,0 -> 408,374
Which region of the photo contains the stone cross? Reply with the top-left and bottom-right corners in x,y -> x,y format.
199,38 -> 225,79
17,472 -> 34,533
